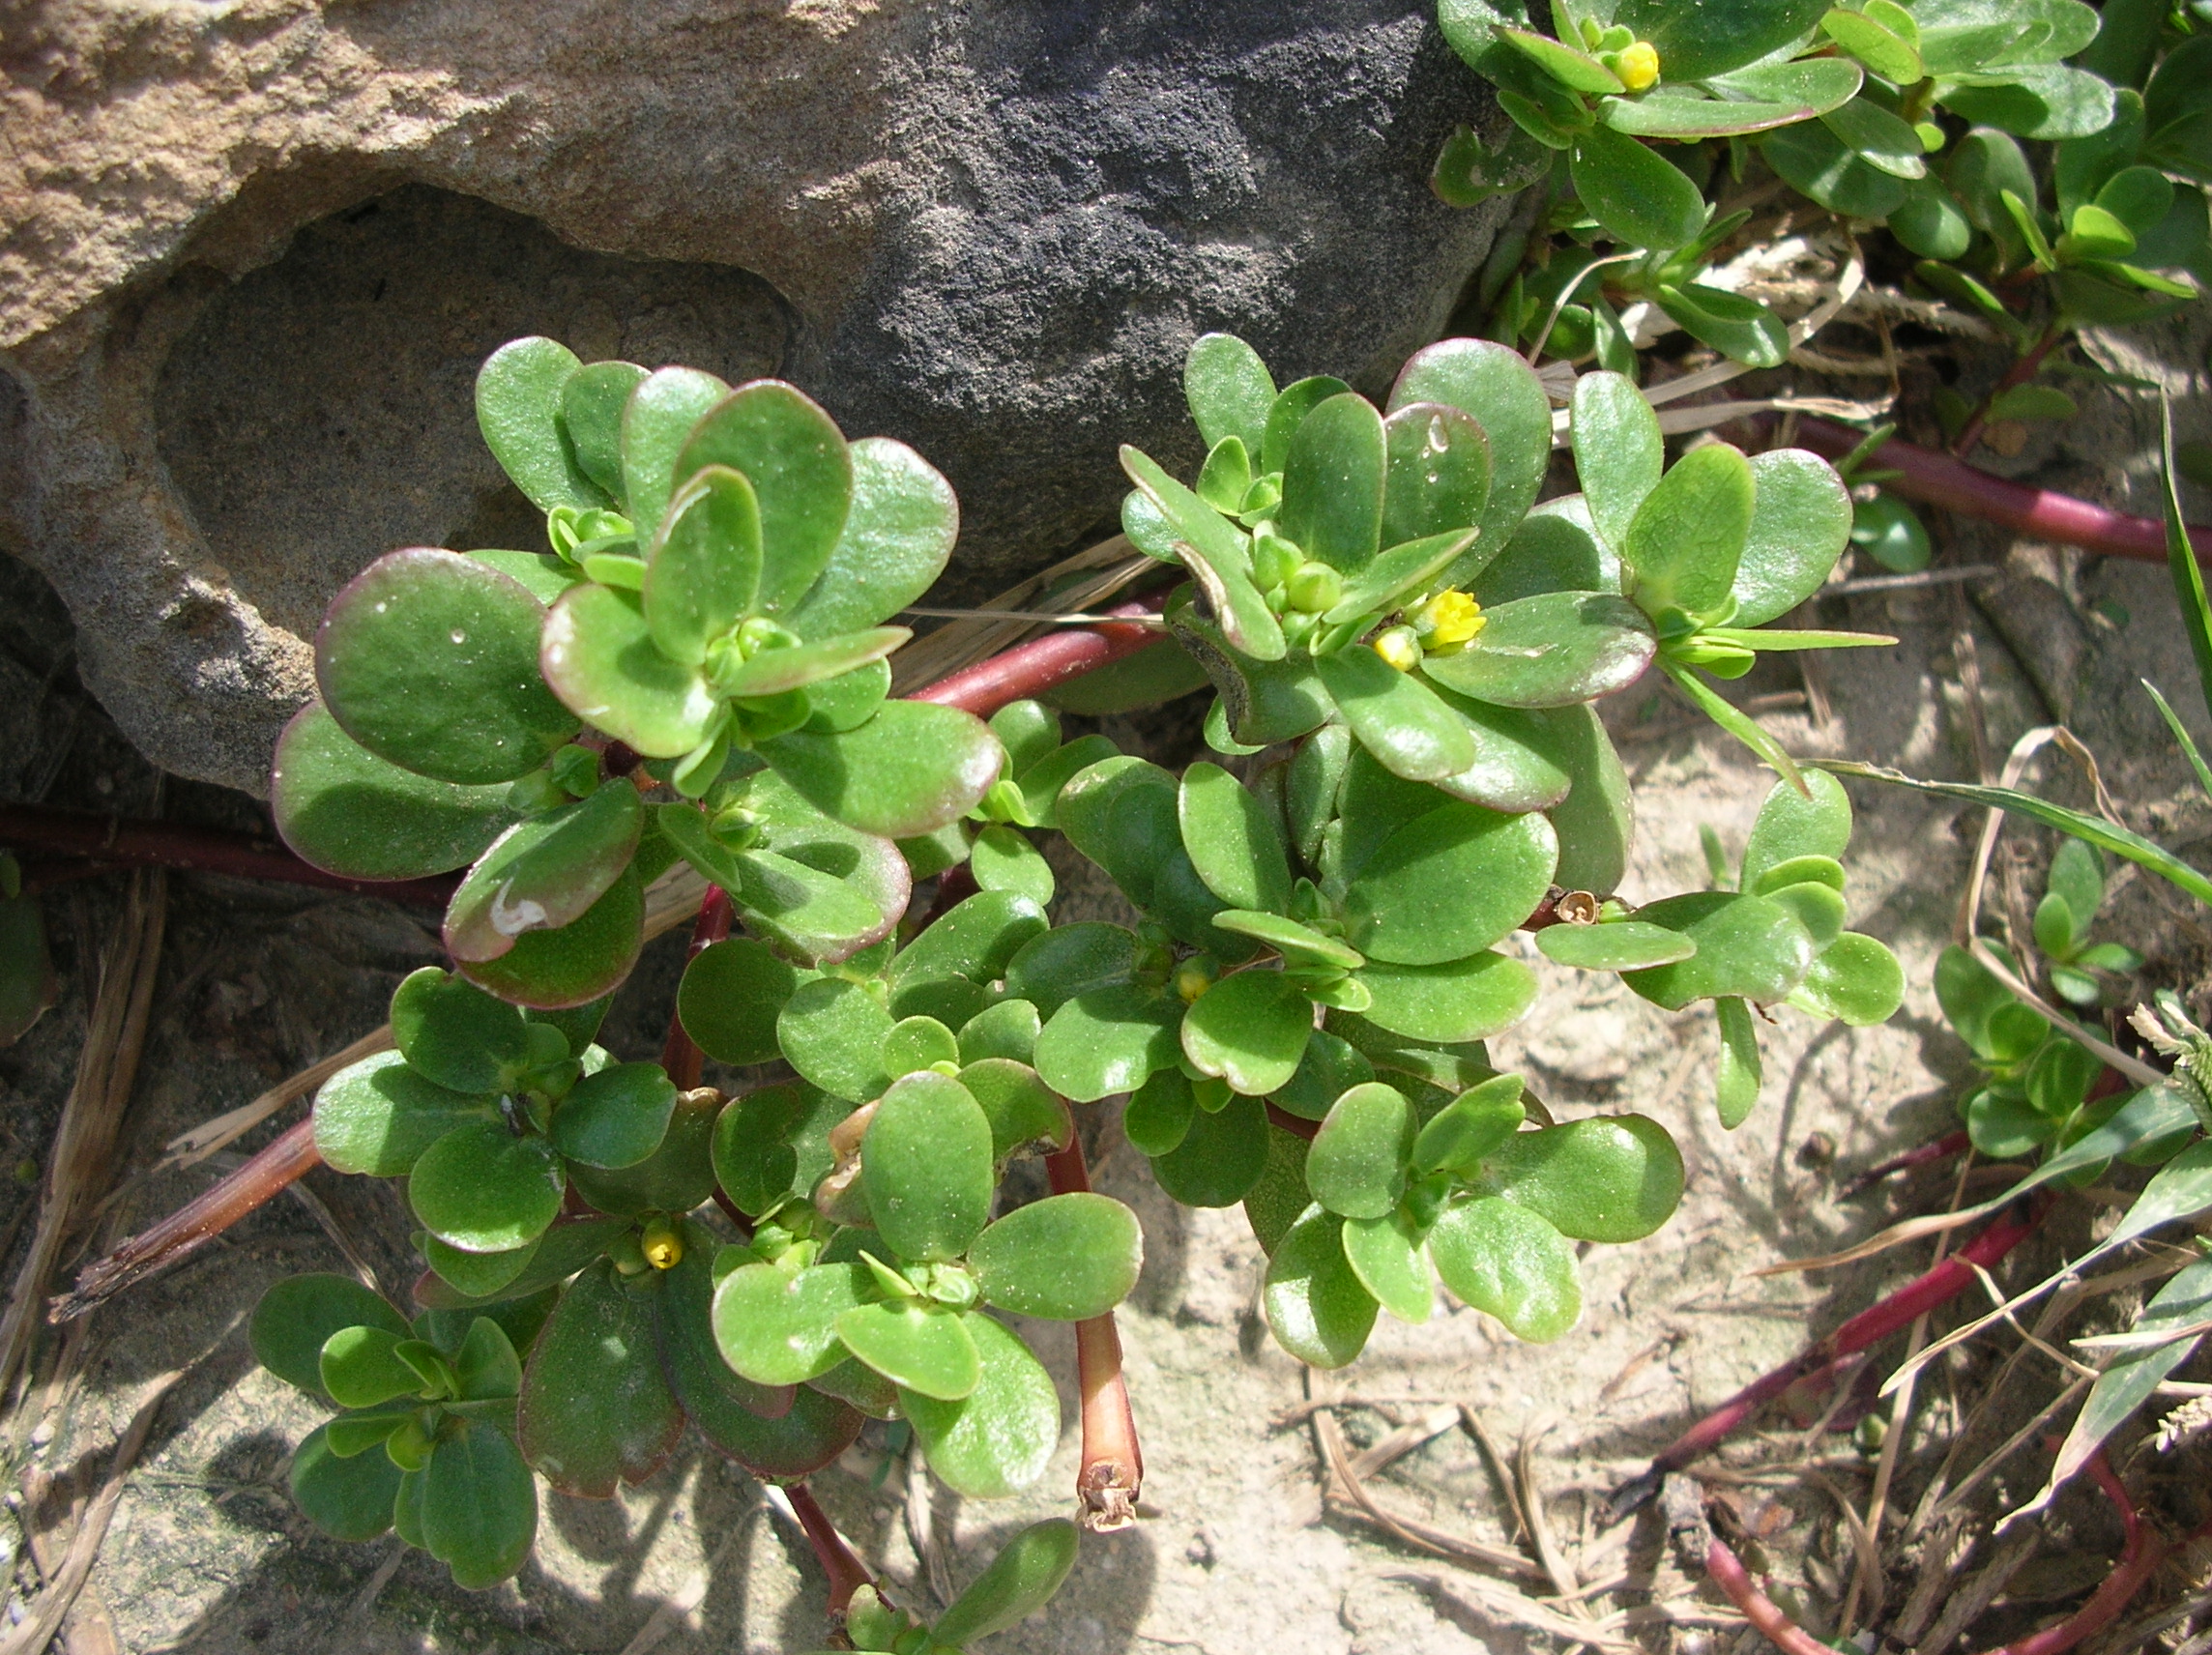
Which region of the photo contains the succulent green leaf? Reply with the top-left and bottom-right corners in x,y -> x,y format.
1536,920 -> 1696,972
1181,970 -> 1314,1096
558,360 -> 648,499
1413,1074 -> 1526,1176
1122,1067 -> 1198,1155
1118,446 -> 1256,578
1945,65 -> 2116,142
1570,123 -> 1707,250
643,465 -> 762,667
621,366 -> 730,542
1306,1082 -> 1415,1219
760,700 -> 1002,839
958,1059 -> 1070,1163
1655,283 -> 1790,369
1150,1090 -> 1270,1206
314,1050 -> 494,1177
1325,530 -> 1482,626
1004,920 -> 1140,1017
1356,950 -> 1539,1043
1389,342 -> 1551,573
1487,1114 -> 1684,1241
673,382 -> 852,617
1742,768 -> 1852,886
516,1261 -> 682,1497
290,1424 -> 404,1544
409,1121 -> 565,1255
958,999 -> 1041,1067
1621,443 -> 1754,618
1261,376 -> 1357,476
320,1324 -> 425,1409
713,1261 -> 871,1385
1245,1121 -> 1315,1256
476,337 -> 606,512
253,1273 -> 409,1399
1262,1205 -> 1379,1369
835,1301 -> 980,1401
1620,891 -> 1817,1009
1279,392 -> 1387,573
1574,375 -> 1665,553
970,824 -> 1056,905
455,863 -> 645,1011
1211,910 -> 1364,972
1821,8 -> 1922,82
391,968 -> 529,1095
1714,995 -> 1763,1129
318,549 -> 580,784
1342,1211 -> 1435,1323
892,888 -> 1049,991
970,1193 -> 1143,1321
862,1072 -> 995,1263
932,1519 -> 1082,1648
1185,334 -> 1277,457
680,938 -> 810,1065
443,780 -> 643,963
1033,986 -> 1180,1103
1538,702 -> 1635,895
900,1313 -> 1059,1499
1179,762 -> 1295,914
425,1233 -> 538,1301
783,437 -> 957,637
540,583 -> 718,758
1381,403 -> 1492,553
718,627 -> 911,700
1763,119 -> 1908,218
549,1061 -> 677,1169
1730,450 -> 1854,625
271,703 -> 521,882
1792,932 -> 1906,1026
1316,648 -> 1479,783
731,846 -> 891,967
1344,802 -> 1557,966
1426,1197 -> 1580,1342
777,976 -> 896,1102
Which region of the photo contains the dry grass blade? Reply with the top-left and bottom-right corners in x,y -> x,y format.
1516,1416 -> 1586,1606
1918,1526 -> 2041,1655
0,1369 -> 181,1655
1309,1406 -> 1551,1583
1378,1568 -> 1641,1652
0,870 -> 165,1403
888,537 -> 1150,693
146,1029 -> 393,1176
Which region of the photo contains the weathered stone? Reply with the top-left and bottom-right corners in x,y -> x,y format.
0,0 -> 1508,795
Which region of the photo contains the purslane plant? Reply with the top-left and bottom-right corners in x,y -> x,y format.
195,331 -> 1913,1635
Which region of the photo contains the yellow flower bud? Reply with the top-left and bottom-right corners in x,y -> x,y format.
1414,590 -> 1486,648
1175,959 -> 1218,1004
1617,41 -> 1660,92
1372,625 -> 1423,672
641,1216 -> 684,1271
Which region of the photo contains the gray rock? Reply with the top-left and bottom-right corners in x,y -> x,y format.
0,0 -> 1508,796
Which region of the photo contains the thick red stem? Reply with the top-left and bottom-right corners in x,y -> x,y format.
1044,1133 -> 1144,1530
1841,1128 -> 1973,1198
1796,418 -> 2212,566
784,1481 -> 878,1621
0,803 -> 458,908
1705,1449 -> 2188,1655
1640,1197 -> 2048,1481
660,884 -> 733,1090
1266,1103 -> 1320,1142
50,1117 -> 323,1322
907,598 -> 1167,718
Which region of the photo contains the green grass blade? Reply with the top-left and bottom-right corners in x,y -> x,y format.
1821,760 -> 2212,908
2162,392 -> 2212,730
2143,678 -> 2212,804
1662,658 -> 1807,795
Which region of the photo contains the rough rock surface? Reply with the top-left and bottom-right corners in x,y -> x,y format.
0,0 -> 1505,795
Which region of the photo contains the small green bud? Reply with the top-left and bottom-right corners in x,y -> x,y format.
1286,561 -> 1344,614
385,1414 -> 436,1472
607,1231 -> 651,1275
1252,528 -> 1302,590
548,743 -> 601,798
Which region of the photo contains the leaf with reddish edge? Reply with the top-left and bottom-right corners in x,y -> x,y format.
784,437 -> 959,637
443,780 -> 643,963
644,464 -> 762,667
456,865 -> 645,1010
759,700 -> 1002,839
715,626 -> 911,699
273,702 -> 521,881
317,549 -> 580,784
1416,591 -> 1657,709
621,366 -> 728,544
1279,392 -> 1386,574
674,382 -> 853,617
540,583 -> 720,759
519,1260 -> 684,1497
1389,341 -> 1550,578
476,336 -> 607,513
650,1220 -> 799,1423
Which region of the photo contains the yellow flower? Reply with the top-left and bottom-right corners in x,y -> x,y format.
1617,41 -> 1660,92
1416,589 -> 1486,648
641,1216 -> 684,1271
1372,626 -> 1423,672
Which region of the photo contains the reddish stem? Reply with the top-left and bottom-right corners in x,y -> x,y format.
1266,1103 -> 1321,1143
1630,1196 -> 2048,1489
1841,1128 -> 1973,1198
919,864 -> 979,930
50,1117 -> 323,1323
1044,1133 -> 1145,1530
1703,1448 -> 2189,1655
1796,418 -> 2212,566
0,803 -> 457,909
660,884 -> 733,1090
1952,326 -> 2063,459
783,1481 -> 878,1621
908,598 -> 1167,719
